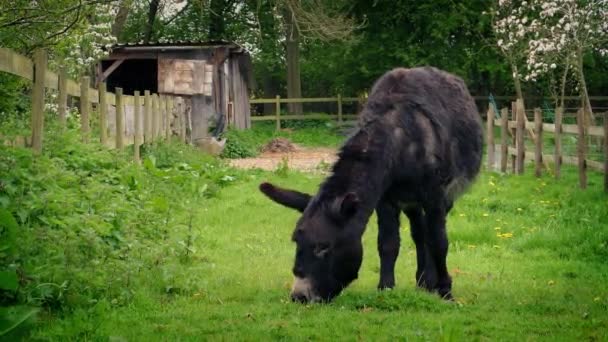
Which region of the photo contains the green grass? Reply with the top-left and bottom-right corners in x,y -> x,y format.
2,122 -> 607,340
29,165 -> 608,340
221,121 -> 345,158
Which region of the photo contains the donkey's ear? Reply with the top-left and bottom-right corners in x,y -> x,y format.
259,182 -> 312,212
329,192 -> 360,221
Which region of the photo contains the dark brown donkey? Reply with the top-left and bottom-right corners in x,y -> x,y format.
260,67 -> 483,303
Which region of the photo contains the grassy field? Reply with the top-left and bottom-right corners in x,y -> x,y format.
1,123 -> 607,341
33,166 -> 608,340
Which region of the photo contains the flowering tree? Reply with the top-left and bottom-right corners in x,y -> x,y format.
492,0 -> 608,118
528,0 -> 607,117
492,0 -> 536,102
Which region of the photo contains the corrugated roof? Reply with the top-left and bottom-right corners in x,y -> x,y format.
112,40 -> 246,52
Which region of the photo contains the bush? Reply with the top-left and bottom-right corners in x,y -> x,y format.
0,125 -> 243,333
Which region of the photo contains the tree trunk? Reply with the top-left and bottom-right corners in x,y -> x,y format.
576,46 -> 594,126
209,0 -> 227,40
143,0 -> 160,44
512,64 -> 524,106
559,60 -> 570,109
284,8 -> 303,115
112,0 -> 131,39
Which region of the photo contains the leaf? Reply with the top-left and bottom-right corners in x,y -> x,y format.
144,156 -> 156,170
0,208 -> 18,254
0,306 -> 38,336
0,271 -> 18,291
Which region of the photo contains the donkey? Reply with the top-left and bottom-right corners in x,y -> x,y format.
260,67 -> 483,303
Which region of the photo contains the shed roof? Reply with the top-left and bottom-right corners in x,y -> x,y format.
111,40 -> 247,54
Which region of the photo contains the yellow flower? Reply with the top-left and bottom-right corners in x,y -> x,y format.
517,208 -> 523,212
494,227 -> 502,230
483,213 -> 489,217
548,280 -> 555,286
489,181 -> 496,187
459,213 -> 466,217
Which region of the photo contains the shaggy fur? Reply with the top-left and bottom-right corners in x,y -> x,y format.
260,66 -> 483,302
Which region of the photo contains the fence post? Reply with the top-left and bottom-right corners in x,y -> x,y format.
516,99 -> 525,174
179,99 -> 186,143
554,107 -> 563,179
486,107 -> 495,171
500,107 -> 509,173
275,95 -> 281,131
144,90 -> 151,143
152,94 -> 158,141
511,101 -> 517,173
577,108 -> 587,189
31,49 -> 47,154
157,95 -> 162,140
159,95 -> 165,139
604,112 -> 607,193
134,90 -> 141,163
166,96 -> 172,139
115,87 -> 124,149
337,93 -> 343,125
99,82 -> 108,146
534,108 -> 543,177
80,76 -> 90,143
58,67 -> 68,128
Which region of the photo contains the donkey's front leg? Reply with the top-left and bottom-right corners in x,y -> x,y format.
376,200 -> 401,290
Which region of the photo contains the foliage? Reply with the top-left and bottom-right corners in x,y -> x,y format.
221,129 -> 259,159
25,165 -> 608,340
220,121 -> 344,159
0,124 -> 244,337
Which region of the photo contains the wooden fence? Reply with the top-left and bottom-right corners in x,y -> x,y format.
485,99 -> 608,192
249,96 -> 360,130
0,48 -> 189,162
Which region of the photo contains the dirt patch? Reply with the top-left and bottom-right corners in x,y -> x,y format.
261,137 -> 297,153
229,147 -> 338,172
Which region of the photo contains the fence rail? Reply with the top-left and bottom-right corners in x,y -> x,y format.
249,95 -> 361,130
485,101 -> 607,192
0,47 -> 189,161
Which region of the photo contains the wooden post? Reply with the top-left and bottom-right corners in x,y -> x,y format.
516,99 -> 525,174
275,95 -> 281,131
115,87 -> 124,149
31,49 -> 47,154
80,76 -> 90,143
58,67 -> 68,128
99,82 -> 108,146
166,96 -> 172,139
159,95 -> 165,140
134,91 -> 141,163
144,90 -> 151,143
534,108 -> 543,177
604,112 -> 607,193
337,93 -> 343,125
500,107 -> 509,173
577,108 -> 587,189
554,107 -> 563,179
152,94 -> 158,141
511,101 -> 517,173
156,95 -> 162,139
486,107 -> 495,171
179,99 -> 186,142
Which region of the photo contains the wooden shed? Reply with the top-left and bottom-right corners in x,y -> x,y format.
98,41 -> 252,145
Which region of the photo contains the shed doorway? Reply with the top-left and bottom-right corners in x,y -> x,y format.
102,59 -> 158,95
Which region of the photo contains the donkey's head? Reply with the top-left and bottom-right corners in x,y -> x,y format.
259,182 -> 363,303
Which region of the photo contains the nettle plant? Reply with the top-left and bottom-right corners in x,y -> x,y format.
491,0 -> 608,110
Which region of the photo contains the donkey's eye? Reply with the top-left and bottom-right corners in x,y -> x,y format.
313,243 -> 331,258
